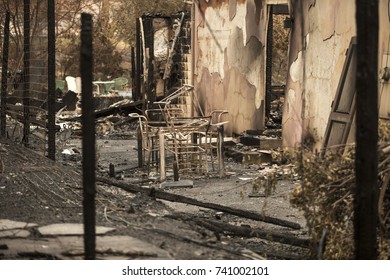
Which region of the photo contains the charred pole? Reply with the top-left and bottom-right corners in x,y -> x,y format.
1,12 -> 10,137
23,0 -> 30,146
47,0 -> 56,160
354,0 -> 379,259
80,13 -> 96,260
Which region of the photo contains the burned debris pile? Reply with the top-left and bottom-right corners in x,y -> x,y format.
290,119 -> 390,259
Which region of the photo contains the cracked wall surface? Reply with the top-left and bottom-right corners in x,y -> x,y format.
281,0 -> 305,149
283,0 -> 357,149
283,0 -> 390,149
283,0 -> 387,149
194,0 -> 268,135
193,0 -> 389,143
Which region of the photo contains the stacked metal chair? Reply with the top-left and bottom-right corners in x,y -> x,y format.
131,85 -> 228,179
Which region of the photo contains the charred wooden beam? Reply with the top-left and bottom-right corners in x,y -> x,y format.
191,218 -> 311,249
108,163 -> 138,178
96,176 -> 301,230
60,100 -> 142,122
145,17 -> 155,104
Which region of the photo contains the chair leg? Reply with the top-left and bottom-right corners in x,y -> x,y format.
137,128 -> 144,168
159,133 -> 166,181
217,125 -> 224,178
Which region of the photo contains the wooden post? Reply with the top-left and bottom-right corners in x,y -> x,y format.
1,12 -> 10,137
109,163 -> 116,178
131,47 -> 136,100
135,20 -> 141,103
265,5 -> 273,118
23,0 -> 30,146
47,0 -> 56,160
173,161 -> 179,181
354,0 -> 379,259
217,125 -> 224,178
80,13 -> 96,260
137,127 -> 143,168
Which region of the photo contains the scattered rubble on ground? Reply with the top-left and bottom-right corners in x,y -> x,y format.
0,96 -> 315,259
9,95 -> 390,259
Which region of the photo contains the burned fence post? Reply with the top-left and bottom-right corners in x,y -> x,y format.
80,13 -> 96,260
217,125 -> 224,178
47,0 -> 56,160
131,47 -> 136,100
143,17 -> 155,104
354,0 -> 379,259
135,20 -> 142,103
137,127 -> 143,168
1,12 -> 10,137
23,0 -> 30,146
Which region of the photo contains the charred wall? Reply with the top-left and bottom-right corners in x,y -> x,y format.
283,0 -> 390,149
193,0 -> 268,135
133,12 -> 191,105
283,0 -> 356,149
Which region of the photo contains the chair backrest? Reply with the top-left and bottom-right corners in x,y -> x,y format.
129,113 -> 156,149
156,85 -> 198,118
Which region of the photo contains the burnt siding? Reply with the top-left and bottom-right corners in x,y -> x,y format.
194,0 -> 267,135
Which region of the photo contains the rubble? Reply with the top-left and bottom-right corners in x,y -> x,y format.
1,92 -> 310,260
289,119 -> 390,259
97,176 -> 302,230
225,149 -> 273,165
226,127 -> 282,167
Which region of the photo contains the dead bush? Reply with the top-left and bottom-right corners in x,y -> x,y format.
290,119 -> 390,259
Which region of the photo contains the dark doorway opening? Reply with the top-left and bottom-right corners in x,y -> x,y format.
265,4 -> 289,129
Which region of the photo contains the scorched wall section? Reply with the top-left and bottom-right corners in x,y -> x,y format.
194,0 -> 268,135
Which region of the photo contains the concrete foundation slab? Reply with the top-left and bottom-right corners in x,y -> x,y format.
0,219 -> 38,230
160,180 -> 194,189
37,223 -> 115,236
0,235 -> 171,259
0,229 -> 31,238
